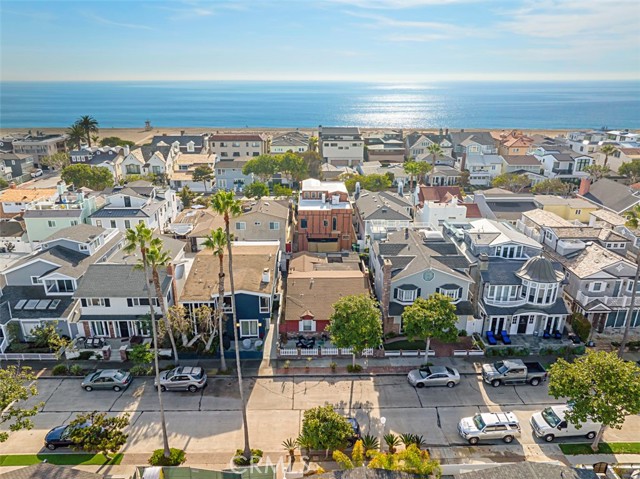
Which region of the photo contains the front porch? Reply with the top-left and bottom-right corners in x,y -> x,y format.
477,331 -> 575,355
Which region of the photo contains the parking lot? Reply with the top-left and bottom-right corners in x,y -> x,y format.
1,374 -> 638,457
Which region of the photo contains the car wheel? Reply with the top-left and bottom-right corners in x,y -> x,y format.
416,382 -> 425,389
585,431 -> 596,440
113,386 -> 121,392
530,378 -> 540,386
468,437 -> 479,445
46,443 -> 57,450
84,386 -> 93,392
447,381 -> 456,388
188,385 -> 198,393
491,379 -> 501,388
160,385 -> 166,392
544,434 -> 555,443
503,435 -> 514,444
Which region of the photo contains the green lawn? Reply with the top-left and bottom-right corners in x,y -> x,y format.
0,453 -> 123,466
384,340 -> 426,351
559,442 -> 640,455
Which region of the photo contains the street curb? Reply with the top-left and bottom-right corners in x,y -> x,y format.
35,372 -> 483,379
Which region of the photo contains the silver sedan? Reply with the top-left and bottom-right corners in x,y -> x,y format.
407,365 -> 460,388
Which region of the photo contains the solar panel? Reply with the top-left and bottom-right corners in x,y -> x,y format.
14,300 -> 27,310
36,300 -> 51,310
49,299 -> 61,310
24,300 -> 40,310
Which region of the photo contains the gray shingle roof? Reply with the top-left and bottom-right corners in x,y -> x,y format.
581,178 -> 640,213
0,463 -> 105,479
23,208 -> 83,218
75,264 -> 171,298
44,224 -> 106,243
516,255 -> 564,283
0,285 -> 75,323
455,462 -> 597,479
355,190 -> 412,221
317,467 -> 420,479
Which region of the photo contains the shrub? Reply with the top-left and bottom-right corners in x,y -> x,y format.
458,329 -> 467,337
329,361 -> 337,371
571,313 -> 591,342
148,448 -> 186,466
573,345 -> 586,355
130,365 -> 152,376
52,364 -> 69,376
77,351 -> 94,360
347,364 -> 363,373
69,364 -> 84,376
233,448 -> 263,465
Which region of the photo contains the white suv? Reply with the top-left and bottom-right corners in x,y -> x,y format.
458,412 -> 521,445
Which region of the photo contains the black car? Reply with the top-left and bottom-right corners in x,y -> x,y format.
44,422 -> 90,450
346,417 -> 361,446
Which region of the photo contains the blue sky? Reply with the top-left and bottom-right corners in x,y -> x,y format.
1,0 -> 639,82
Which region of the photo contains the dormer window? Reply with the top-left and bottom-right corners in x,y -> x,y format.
187,141 -> 195,152
394,285 -> 419,303
436,285 -> 461,302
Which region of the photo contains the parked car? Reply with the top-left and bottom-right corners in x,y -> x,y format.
155,366 -> 207,393
30,168 -> 43,178
44,422 -> 90,450
530,405 -> 600,443
346,417 -> 361,446
408,366 -> 460,388
481,359 -> 547,387
458,412 -> 521,445
81,369 -> 132,392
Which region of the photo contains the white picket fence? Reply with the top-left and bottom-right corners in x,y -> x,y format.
383,350 -> 435,357
0,352 -> 57,361
279,347 -> 375,358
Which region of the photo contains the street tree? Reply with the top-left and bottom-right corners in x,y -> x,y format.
403,161 -> 420,191
245,181 -> 269,199
531,178 -> 571,195
242,154 -> 279,183
301,405 -> 355,457
0,366 -> 41,443
193,305 -> 217,351
211,190 -> 252,461
427,143 -> 443,185
301,151 -> 322,179
618,160 -> 640,184
67,123 -> 86,149
40,152 -> 70,170
166,304 -> 191,346
61,164 -> 114,191
309,136 -> 318,152
273,184 -> 293,197
279,151 -> 308,184
76,115 -> 100,147
548,351 -> 640,451
68,411 -> 130,459
402,294 -> 458,357
202,227 -> 229,371
584,164 -> 610,181
491,173 -> 530,192
178,185 -> 195,208
344,174 -> 391,193
192,165 -> 214,193
327,294 -> 382,368
459,170 -> 470,189
600,144 -> 618,167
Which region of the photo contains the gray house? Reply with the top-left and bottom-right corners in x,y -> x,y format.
215,158 -> 254,191
0,153 -> 35,183
353,189 -> 412,248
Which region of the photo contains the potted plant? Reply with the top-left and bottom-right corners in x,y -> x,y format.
329,361 -> 337,372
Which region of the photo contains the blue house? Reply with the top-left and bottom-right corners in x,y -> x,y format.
179,241 -> 280,358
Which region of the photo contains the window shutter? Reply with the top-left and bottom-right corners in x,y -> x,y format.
416,288 -> 421,298
393,288 -> 398,299
127,298 -> 133,307
81,298 -> 87,307
104,298 -> 111,307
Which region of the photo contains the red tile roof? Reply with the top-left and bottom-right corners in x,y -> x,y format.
462,203 -> 482,218
417,186 -> 464,205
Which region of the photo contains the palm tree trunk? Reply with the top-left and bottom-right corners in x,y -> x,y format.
218,256 -> 228,371
591,424 -> 606,452
619,258 -> 640,356
225,221 -> 252,461
152,267 -> 179,365
425,336 -> 431,359
143,260 -> 171,458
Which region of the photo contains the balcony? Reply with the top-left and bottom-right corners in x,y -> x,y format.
552,167 -> 573,175
576,290 -> 640,308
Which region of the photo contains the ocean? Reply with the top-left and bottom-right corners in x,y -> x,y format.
0,81 -> 638,130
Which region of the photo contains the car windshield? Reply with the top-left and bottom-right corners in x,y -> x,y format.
114,371 -> 126,381
494,361 -> 508,374
541,407 -> 561,427
166,369 -> 176,379
419,368 -> 431,379
192,369 -> 203,380
473,415 -> 485,430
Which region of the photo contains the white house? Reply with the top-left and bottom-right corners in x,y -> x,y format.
319,127 -> 364,167
270,132 -> 309,154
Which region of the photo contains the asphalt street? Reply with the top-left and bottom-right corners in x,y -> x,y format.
1,374 -> 638,458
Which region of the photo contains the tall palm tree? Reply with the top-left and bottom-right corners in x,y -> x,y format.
403,160 -> 420,192
309,136 -> 318,153
620,206 -> 640,356
67,123 -> 86,150
600,144 -> 618,167
427,143 -> 443,185
201,228 -> 229,372
123,223 -> 171,459
143,239 -> 180,365
210,191 -> 251,461
76,115 -> 99,147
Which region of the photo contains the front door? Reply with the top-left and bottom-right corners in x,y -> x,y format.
517,316 -> 528,334
118,321 -> 130,338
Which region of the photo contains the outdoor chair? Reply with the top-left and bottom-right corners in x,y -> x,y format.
500,330 -> 511,345
486,331 -> 498,346
542,329 -> 551,339
553,329 -> 562,340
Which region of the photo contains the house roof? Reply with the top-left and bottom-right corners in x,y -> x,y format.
417,185 -> 464,205
517,255 -> 564,283
454,461 -> 597,479
319,127 -> 361,138
216,158 -> 252,169
170,209 -> 225,237
522,209 -> 573,227
75,264 -> 171,298
580,178 -> 640,213
589,208 -> 626,226
23,208 -> 83,218
480,259 -> 521,285
0,285 -> 76,323
355,190 -> 411,221
533,195 -> 595,209
462,203 -> 482,218
151,134 -> 207,149
548,242 -> 634,278
180,244 -> 278,302
272,132 -> 309,147
467,219 -> 541,248
0,220 -> 24,237
501,155 -> 541,166
485,200 -> 538,221
450,131 -> 496,147
0,188 -> 57,203
0,463 -> 106,479
243,198 -> 289,219
210,133 -> 265,141
107,234 -> 185,264
316,467 -> 421,479
44,224 -> 107,243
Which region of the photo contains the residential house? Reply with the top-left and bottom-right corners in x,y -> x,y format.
405,130 -> 453,160
23,183 -> 101,244
179,242 -> 279,352
0,186 -> 58,217
357,161 -> 408,187
282,252 -> 369,334
364,131 -> 405,163
209,133 -> 268,159
370,228 -> 475,335
589,208 -> 640,252
89,182 -> 178,233
452,219 -> 569,336
606,129 -> 640,143
214,157 -> 254,191
0,153 -> 35,184
0,220 -> 29,253
577,178 -> 640,215
320,163 -> 356,181
119,145 -> 174,180
233,198 -> 291,250
463,155 -> 504,186
414,185 -> 482,228
565,129 -> 608,155
151,133 -> 210,154
429,165 -> 462,186
69,146 -> 126,182
0,134 -> 24,153
613,147 -> 640,171
296,178 -> 354,252
318,127 -> 364,167
532,195 -> 597,222
0,225 -> 123,344
450,131 -> 498,159
170,152 -> 216,193
547,243 -> 640,333
270,131 -> 309,154
353,188 -> 412,248
73,235 -> 186,339
501,155 -> 542,175
169,208 -> 225,252
473,188 -> 537,225
491,130 -> 535,156
533,147 -> 593,181
12,133 -> 68,168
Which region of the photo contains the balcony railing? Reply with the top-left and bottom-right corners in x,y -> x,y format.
576,290 -> 640,308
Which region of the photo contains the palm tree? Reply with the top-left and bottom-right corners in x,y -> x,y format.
309,136 -> 318,153
403,160 -> 420,192
201,228 -> 229,372
123,223 -> 171,459
620,206 -> 640,356
67,123 -> 86,150
143,239 -> 180,365
600,144 -> 618,167
76,115 -> 99,147
210,191 -> 251,461
427,143 -> 443,185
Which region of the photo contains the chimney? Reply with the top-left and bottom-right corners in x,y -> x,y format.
460,153 -> 467,172
56,181 -> 66,196
578,178 -> 590,196
381,258 -> 393,335
261,268 -> 270,283
9,182 -> 17,189
181,130 -> 185,136
355,181 -> 361,196
123,145 -> 130,156
445,128 -> 449,136
397,180 -> 404,196
321,193 -> 326,203
479,253 -> 489,271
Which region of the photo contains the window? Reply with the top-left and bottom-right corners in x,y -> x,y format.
240,320 -> 259,338
30,276 -> 41,285
79,244 -> 88,251
259,296 -> 270,313
236,221 -> 246,230
590,282 -> 604,292
300,218 -> 307,229
96,220 -> 102,227
110,220 -> 116,228
437,287 -> 460,301
125,164 -> 141,175
395,287 -> 418,303
269,222 -> 279,230
575,209 -> 581,215
332,217 -> 337,231
70,220 -> 78,226
323,219 -> 329,227
48,220 -> 56,228
124,220 -> 131,229
300,320 -> 316,332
